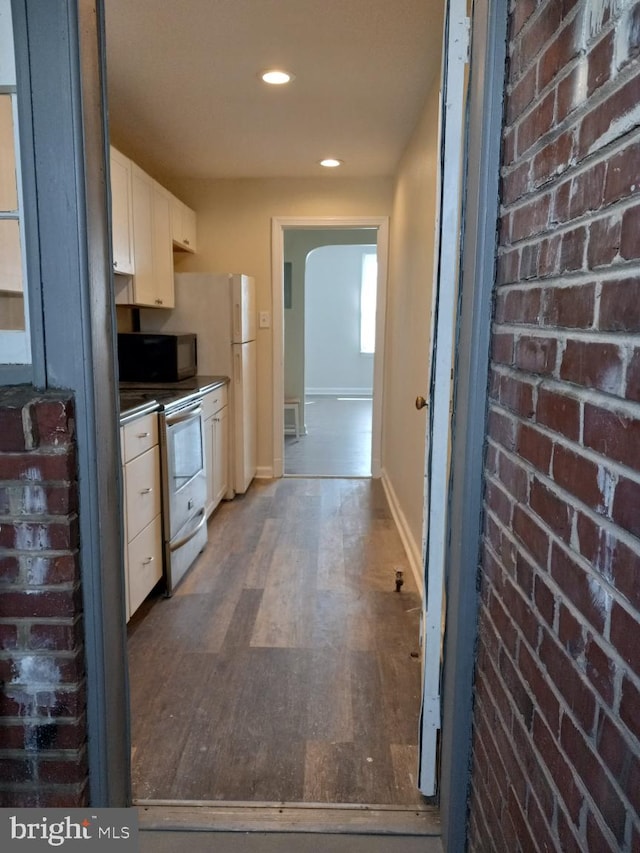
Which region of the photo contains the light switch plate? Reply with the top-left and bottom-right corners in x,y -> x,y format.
259,311 -> 271,329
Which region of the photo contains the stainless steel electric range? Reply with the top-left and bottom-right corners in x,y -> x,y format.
119,384 -> 207,595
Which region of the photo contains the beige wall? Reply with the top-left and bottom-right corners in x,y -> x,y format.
382,78 -> 441,555
164,177 -> 393,471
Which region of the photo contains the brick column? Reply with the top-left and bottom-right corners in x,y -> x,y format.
0,387 -> 87,806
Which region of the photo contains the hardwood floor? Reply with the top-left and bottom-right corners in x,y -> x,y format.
284,396 -> 373,476
128,477 -> 425,806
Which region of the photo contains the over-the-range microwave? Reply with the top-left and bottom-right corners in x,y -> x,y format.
117,332 -> 197,382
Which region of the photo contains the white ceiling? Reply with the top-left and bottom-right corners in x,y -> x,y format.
105,0 -> 444,182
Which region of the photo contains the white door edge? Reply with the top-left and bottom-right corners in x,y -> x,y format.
418,0 -> 470,797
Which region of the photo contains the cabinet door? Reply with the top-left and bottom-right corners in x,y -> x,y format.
124,445 -> 161,542
204,413 -> 215,518
127,514 -> 163,617
151,183 -> 174,307
181,204 -> 197,253
170,195 -> 197,254
130,165 -> 156,306
213,405 -> 228,507
110,148 -> 134,274
169,192 -> 184,247
122,412 -> 158,463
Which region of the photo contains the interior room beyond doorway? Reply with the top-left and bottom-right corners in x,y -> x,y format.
285,395 -> 373,476
283,231 -> 378,478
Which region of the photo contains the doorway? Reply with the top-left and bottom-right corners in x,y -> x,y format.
271,217 -> 389,481
284,234 -> 378,477
127,213 -> 428,813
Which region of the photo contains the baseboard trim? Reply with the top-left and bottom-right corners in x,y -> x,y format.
136,801 -> 440,836
380,469 -> 424,596
255,466 -> 274,479
305,388 -> 373,397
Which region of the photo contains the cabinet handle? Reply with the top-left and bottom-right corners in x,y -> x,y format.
214,417 -> 220,423
155,298 -> 163,305
142,556 -> 154,565
137,432 -> 150,438
114,260 -> 118,268
184,238 -> 190,245
139,487 -> 153,494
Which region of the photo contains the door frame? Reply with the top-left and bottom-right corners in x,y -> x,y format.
271,216 -> 389,479
437,0 -> 507,848
13,0 -> 508,844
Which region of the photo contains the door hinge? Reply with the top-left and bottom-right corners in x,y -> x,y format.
422,696 -> 441,730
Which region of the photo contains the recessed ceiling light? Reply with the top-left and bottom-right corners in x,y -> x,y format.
261,69 -> 294,85
319,158 -> 343,168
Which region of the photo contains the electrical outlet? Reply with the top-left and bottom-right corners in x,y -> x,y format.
259,311 -> 271,329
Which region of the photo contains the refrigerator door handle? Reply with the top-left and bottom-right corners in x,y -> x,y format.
234,303 -> 241,340
235,351 -> 241,382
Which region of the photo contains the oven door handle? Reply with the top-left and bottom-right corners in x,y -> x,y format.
164,404 -> 203,426
169,509 -> 207,551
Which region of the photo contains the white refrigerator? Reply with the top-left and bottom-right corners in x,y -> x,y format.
141,272 -> 257,495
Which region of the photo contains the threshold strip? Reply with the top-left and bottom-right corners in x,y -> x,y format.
135,800 -> 441,836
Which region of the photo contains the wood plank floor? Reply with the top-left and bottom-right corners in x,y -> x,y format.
284,396 -> 373,476
128,477 -> 425,806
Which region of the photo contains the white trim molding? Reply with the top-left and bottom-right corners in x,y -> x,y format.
304,387 -> 373,396
255,466 -> 274,480
381,469 -> 424,595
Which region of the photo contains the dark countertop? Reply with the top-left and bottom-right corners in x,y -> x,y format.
119,375 -> 229,423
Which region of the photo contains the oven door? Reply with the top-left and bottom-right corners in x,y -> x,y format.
162,401 -> 207,539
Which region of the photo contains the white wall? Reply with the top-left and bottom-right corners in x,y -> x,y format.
382,77 -> 441,561
283,228 -> 375,407
305,244 -> 375,395
163,177 -> 393,474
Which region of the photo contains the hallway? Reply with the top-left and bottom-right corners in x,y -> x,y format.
128,477 -> 426,808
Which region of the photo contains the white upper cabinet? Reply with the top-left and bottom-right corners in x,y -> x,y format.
110,147 -> 135,275
125,162 -> 174,308
129,163 -> 155,305
151,182 -> 174,307
170,193 -> 197,253
110,148 -> 196,307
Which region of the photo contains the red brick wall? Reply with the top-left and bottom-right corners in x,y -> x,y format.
469,1 -> 640,850
0,388 -> 87,806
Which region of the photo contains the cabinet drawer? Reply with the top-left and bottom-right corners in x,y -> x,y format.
122,413 -> 158,462
124,446 -> 161,541
201,384 -> 227,420
127,514 -> 163,616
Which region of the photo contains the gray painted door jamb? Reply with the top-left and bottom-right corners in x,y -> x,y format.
12,0 -> 130,806
438,0 -> 507,850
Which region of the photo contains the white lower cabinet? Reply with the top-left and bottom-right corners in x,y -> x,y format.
202,384 -> 229,517
120,412 -> 163,620
127,515 -> 163,617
